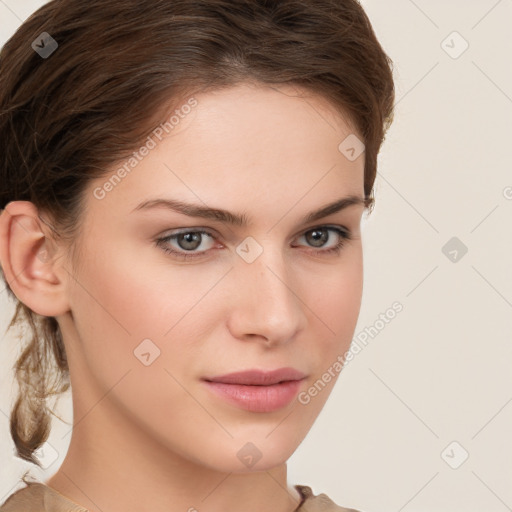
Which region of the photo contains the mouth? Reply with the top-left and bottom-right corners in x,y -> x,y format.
202,367 -> 307,386
202,368 -> 307,413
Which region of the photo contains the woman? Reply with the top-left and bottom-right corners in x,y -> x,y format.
0,0 -> 394,511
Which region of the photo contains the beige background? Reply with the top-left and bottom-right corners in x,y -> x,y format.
1,1 -> 511,511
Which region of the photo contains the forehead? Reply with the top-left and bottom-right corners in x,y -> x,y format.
85,82 -> 364,221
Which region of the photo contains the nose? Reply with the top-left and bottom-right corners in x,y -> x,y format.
226,244 -> 308,347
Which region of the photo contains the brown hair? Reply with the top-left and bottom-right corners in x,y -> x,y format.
0,0 -> 395,466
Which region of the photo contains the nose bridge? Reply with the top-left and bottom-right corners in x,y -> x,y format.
249,247 -> 292,304
229,237 -> 305,342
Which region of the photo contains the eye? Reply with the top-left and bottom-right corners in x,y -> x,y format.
155,225 -> 352,261
294,226 -> 351,255
156,229 -> 216,260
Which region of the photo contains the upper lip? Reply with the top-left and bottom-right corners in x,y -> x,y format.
203,367 -> 307,386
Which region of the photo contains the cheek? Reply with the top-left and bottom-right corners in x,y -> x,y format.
309,245 -> 363,331
66,241 -> 221,380
300,246 -> 363,371
71,239 -> 207,332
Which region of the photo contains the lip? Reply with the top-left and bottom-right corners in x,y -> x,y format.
203,367 -> 307,385
202,368 -> 307,413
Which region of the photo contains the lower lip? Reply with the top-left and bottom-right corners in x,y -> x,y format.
203,379 -> 304,413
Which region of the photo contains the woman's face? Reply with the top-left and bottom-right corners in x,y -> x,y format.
59,82 -> 366,473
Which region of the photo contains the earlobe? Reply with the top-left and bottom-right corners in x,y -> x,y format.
0,201 -> 70,317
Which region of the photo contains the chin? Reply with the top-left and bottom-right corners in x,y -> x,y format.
187,438 -> 295,474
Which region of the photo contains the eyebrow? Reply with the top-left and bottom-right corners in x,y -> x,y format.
131,194 -> 371,227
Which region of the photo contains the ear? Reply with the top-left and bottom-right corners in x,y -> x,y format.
0,201 -> 70,317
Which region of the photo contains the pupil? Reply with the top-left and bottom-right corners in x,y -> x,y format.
309,229 -> 327,247
180,232 -> 200,250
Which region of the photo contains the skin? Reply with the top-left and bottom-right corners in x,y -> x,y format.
0,82 -> 366,512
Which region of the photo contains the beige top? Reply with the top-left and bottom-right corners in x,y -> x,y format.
0,482 -> 360,512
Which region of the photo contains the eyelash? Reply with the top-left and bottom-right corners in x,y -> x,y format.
155,225 -> 352,261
